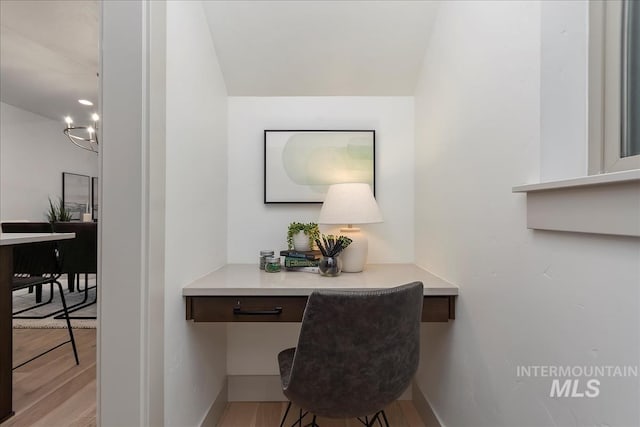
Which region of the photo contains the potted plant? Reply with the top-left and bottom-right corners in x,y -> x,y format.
47,197 -> 72,222
287,222 -> 320,251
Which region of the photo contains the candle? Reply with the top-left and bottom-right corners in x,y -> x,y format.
82,213 -> 92,222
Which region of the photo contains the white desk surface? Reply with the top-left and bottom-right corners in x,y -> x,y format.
0,232 -> 75,246
183,263 -> 458,297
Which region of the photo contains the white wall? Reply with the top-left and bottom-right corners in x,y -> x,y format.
540,1 -> 588,181
227,96 -> 415,264
164,1 -> 228,425
226,97 -> 415,376
414,2 -> 639,426
0,102 -> 98,221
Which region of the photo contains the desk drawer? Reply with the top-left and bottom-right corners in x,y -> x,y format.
187,296 -> 307,322
186,295 -> 455,322
422,296 -> 454,322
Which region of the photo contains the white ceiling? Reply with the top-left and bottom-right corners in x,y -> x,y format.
0,1 -> 437,122
0,0 -> 99,121
203,1 -> 439,96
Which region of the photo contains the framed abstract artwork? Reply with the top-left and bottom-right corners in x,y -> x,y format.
264,130 -> 375,204
62,172 -> 91,221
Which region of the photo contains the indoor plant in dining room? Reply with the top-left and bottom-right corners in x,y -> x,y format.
287,222 -> 320,251
46,197 -> 72,223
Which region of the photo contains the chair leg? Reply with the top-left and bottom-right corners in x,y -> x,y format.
13,281 -> 80,369
283,406 -> 310,427
52,274 -> 98,320
56,281 -> 79,365
373,411 -> 383,427
368,414 -> 378,427
307,415 -> 317,427
13,282 -> 55,316
68,273 -> 76,292
380,410 -> 390,427
280,401 -> 292,427
359,412 -> 387,427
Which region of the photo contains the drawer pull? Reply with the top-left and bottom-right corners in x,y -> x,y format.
233,305 -> 283,315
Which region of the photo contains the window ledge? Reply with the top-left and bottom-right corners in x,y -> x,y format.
512,169 -> 640,193
512,170 -> 640,237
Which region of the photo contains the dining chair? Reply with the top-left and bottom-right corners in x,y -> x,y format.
12,240 -> 79,368
277,281 -> 423,427
53,222 -> 98,318
1,222 -> 53,305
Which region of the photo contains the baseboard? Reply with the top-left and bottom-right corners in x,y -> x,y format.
200,377 -> 228,427
412,382 -> 443,427
228,375 -> 285,401
227,375 -> 412,402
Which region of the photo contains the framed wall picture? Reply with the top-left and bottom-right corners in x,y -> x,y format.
92,177 -> 99,221
264,130 -> 375,204
62,172 -> 91,221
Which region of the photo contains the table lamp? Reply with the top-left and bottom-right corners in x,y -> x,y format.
318,183 -> 383,272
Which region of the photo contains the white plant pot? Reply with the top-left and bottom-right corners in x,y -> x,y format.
292,231 -> 311,251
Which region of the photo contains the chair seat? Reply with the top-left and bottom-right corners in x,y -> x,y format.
12,275 -> 55,291
278,347 -> 295,389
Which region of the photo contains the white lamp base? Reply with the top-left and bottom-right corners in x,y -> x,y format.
339,227 -> 368,272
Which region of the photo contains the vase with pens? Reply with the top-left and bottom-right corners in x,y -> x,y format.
315,234 -> 353,277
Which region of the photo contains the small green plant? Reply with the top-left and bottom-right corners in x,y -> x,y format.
287,222 -> 320,250
47,197 -> 72,222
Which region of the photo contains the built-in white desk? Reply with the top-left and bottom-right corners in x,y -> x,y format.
0,232 -> 75,422
183,264 -> 458,323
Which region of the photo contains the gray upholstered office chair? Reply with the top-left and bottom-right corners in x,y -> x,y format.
277,282 -> 423,427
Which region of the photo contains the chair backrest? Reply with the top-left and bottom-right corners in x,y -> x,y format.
52,222 -> 97,274
1,222 -> 53,233
2,222 -> 58,275
12,241 -> 61,277
286,282 -> 423,419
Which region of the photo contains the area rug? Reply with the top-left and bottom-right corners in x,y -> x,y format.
12,275 -> 97,329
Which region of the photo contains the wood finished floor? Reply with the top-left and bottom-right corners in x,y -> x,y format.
7,328 -> 96,427
217,401 -> 426,427
7,330 -> 425,427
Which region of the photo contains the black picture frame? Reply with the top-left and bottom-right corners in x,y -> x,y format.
62,172 -> 91,221
92,177 -> 99,221
264,129 -> 376,204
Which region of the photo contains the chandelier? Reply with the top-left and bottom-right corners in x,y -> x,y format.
63,112 -> 99,153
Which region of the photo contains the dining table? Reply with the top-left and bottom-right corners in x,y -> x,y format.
0,232 -> 75,422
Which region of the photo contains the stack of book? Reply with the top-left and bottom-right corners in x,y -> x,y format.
280,250 -> 322,273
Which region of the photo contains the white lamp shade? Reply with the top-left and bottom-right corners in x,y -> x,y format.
318,183 -> 383,225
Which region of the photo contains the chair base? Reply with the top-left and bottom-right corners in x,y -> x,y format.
279,401 -> 390,427
54,274 -> 97,320
12,282 -> 55,317
16,274 -> 97,320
